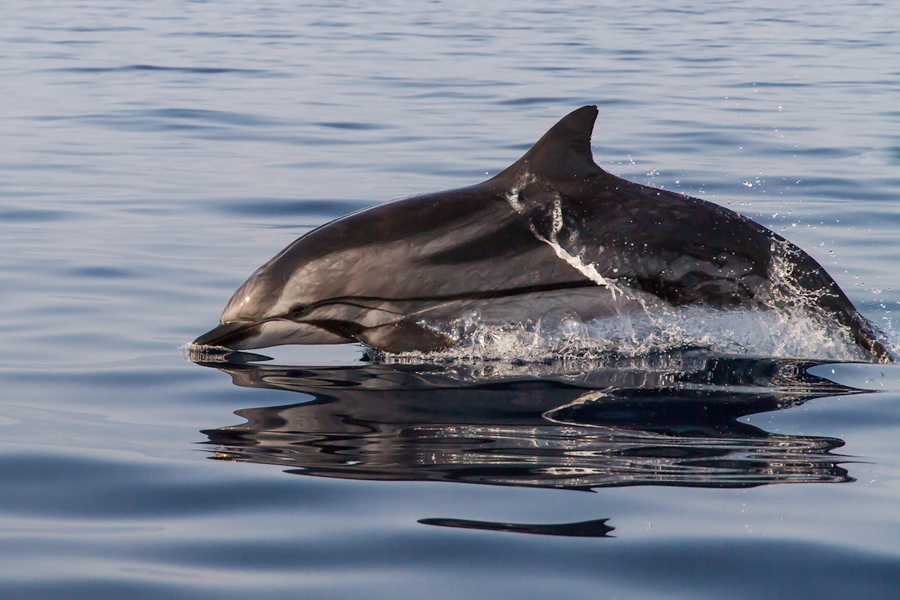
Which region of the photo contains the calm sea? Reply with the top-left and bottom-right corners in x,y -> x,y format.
2,1 -> 899,598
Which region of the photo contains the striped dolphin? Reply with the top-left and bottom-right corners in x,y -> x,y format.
194,106 -> 892,362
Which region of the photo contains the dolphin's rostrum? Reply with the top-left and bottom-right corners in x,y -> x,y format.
194,106 -> 892,363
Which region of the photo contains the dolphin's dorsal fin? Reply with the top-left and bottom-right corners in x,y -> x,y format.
493,105 -> 602,184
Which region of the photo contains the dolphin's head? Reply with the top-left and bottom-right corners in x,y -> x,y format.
193,263 -> 349,350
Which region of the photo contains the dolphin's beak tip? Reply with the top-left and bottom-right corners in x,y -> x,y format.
192,321 -> 254,349
192,329 -> 222,347
192,332 -> 223,348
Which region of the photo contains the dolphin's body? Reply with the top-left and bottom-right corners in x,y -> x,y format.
194,106 -> 892,363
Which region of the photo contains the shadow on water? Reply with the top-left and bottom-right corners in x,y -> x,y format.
417,517 -> 615,538
194,349 -> 862,538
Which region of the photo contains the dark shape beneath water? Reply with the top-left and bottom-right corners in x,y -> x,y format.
418,517 -> 615,538
197,350 -> 860,491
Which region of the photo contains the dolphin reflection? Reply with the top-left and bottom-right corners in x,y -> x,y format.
196,351 -> 859,490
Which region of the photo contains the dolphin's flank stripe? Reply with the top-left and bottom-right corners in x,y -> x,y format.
294,279 -> 600,317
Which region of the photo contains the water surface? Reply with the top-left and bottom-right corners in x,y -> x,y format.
2,1 -> 900,598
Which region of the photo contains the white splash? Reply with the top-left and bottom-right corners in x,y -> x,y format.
378,302 -> 873,373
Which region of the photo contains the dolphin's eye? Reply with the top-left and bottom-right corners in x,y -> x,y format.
285,305 -> 308,321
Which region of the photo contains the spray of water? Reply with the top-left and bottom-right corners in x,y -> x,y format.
377,177 -> 881,368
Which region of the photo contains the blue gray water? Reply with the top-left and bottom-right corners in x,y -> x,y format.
2,1 -> 900,598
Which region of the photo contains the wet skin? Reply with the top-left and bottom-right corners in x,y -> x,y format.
194,106 -> 892,363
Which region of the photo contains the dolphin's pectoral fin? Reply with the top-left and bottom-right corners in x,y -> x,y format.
354,321 -> 454,354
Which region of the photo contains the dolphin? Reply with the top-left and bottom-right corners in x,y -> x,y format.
194,106 -> 892,363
